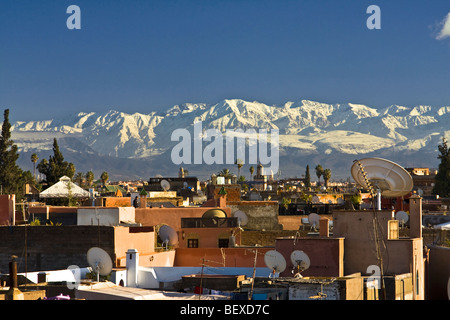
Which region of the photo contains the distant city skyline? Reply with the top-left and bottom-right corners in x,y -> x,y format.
1,0 -> 450,122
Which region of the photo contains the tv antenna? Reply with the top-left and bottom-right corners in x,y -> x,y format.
158,225 -> 178,250
351,158 -> 413,210
290,250 -> 310,278
264,250 -> 286,278
87,247 -> 113,282
160,179 -> 170,191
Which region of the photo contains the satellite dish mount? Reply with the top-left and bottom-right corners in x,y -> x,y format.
351,158 -> 413,211
87,247 -> 113,283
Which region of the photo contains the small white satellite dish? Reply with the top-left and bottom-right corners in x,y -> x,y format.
159,225 -> 179,248
447,277 -> 450,300
396,211 -> 409,225
290,250 -> 310,277
161,179 -> 170,191
87,247 -> 113,282
264,250 -> 286,276
417,188 -> 424,196
351,158 -> 413,198
233,210 -> 248,226
308,213 -> 321,230
183,181 -> 188,188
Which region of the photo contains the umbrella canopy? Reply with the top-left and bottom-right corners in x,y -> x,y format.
40,176 -> 90,199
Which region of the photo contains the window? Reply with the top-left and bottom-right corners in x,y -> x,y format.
218,238 -> 229,248
188,239 -> 199,248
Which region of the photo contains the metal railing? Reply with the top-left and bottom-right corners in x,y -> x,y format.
181,217 -> 238,228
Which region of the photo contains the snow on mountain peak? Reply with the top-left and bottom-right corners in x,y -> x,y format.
10,98 -> 449,175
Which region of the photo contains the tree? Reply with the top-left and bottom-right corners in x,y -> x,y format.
304,165 -> 311,188
218,168 -> 232,178
100,171 -> 109,186
74,172 -> 84,187
86,170 -> 94,187
235,159 -> 244,181
31,153 -> 38,179
249,166 -> 254,180
432,137 -> 450,197
0,109 -> 25,196
323,168 -> 332,187
37,138 -> 76,186
315,164 -> 323,186
281,197 -> 291,210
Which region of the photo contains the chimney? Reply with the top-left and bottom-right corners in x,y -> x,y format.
9,255 -> 18,289
7,255 -> 24,300
319,217 -> 329,237
126,249 -> 139,288
409,194 -> 422,239
139,189 -> 147,208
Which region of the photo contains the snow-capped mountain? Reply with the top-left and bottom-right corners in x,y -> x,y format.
10,99 -> 450,180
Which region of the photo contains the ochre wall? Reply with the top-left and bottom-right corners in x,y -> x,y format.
135,207 -> 231,231
174,247 -> 273,268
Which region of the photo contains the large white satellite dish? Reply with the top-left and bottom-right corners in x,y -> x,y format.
264,250 -> 286,276
233,210 -> 248,226
87,247 -> 113,282
161,179 -> 170,191
351,158 -> 413,198
159,225 -> 179,248
290,250 -> 310,278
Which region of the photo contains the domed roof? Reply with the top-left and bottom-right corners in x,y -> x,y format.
202,209 -> 227,219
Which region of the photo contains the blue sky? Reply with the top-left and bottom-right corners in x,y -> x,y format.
1,0 -> 450,122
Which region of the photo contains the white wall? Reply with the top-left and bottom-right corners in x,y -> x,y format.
77,207 -> 135,226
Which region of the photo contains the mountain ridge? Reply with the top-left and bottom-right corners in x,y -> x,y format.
10,98 -> 449,181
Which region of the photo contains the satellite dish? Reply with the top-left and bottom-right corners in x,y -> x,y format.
183,181 -> 188,188
233,210 -> 248,226
351,158 -> 413,198
87,247 -> 113,282
159,225 -> 179,248
311,196 -> 320,204
161,179 -> 170,191
447,277 -> 450,300
308,213 -> 321,230
396,211 -> 409,225
264,250 -> 286,276
290,250 -> 310,277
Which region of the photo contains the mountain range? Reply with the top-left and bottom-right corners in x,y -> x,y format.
10,99 -> 450,182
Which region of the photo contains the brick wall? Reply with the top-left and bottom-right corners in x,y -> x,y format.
0,226 -> 115,274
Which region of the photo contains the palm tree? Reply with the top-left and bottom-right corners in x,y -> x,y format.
100,171 -> 109,186
74,172 -> 84,187
218,168 -> 231,178
235,159 -> 244,181
249,166 -> 255,180
31,153 -> 38,180
86,170 -> 94,187
323,168 -> 331,187
315,164 -> 323,186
